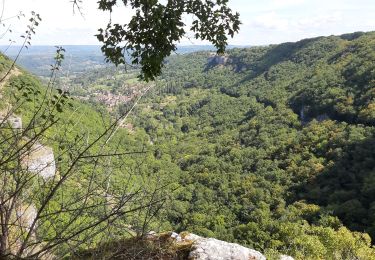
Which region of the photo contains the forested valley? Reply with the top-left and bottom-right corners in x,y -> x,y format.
124,31 -> 375,258
1,31 -> 375,259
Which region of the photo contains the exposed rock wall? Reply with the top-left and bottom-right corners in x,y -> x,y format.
15,204 -> 37,230
21,142 -> 56,179
207,55 -> 231,66
0,114 -> 22,129
0,111 -> 56,179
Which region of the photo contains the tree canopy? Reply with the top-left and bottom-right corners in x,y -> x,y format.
93,0 -> 240,81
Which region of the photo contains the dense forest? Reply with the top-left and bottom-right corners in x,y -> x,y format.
1,31 -> 375,259
126,31 -> 375,258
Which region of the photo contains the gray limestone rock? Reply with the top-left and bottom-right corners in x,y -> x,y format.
0,115 -> 22,129
183,233 -> 266,260
8,116 -> 22,129
22,143 -> 56,179
175,232 -> 295,260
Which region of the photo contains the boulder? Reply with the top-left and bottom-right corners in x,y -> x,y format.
169,232 -> 294,260
179,233 -> 266,260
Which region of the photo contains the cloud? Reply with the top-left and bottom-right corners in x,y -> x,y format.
250,10 -> 343,33
271,0 -> 306,8
0,0 -> 132,45
252,12 -> 289,30
296,12 -> 342,30
0,0 -> 374,46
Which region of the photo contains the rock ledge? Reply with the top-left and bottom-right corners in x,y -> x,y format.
169,232 -> 293,260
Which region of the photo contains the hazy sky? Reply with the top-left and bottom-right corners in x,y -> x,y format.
0,0 -> 374,46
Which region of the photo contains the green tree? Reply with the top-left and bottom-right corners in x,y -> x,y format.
74,0 -> 241,81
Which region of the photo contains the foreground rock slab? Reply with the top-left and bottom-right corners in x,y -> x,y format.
181,233 -> 266,260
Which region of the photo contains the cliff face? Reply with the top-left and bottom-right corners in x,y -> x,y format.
0,114 -> 22,129
21,142 -> 56,179
0,112 -> 56,180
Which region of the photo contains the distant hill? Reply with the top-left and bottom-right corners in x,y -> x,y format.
0,45 -> 107,76
0,44 -> 249,77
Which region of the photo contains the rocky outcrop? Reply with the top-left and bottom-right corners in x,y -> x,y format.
169,232 -> 293,260
7,116 -> 22,129
207,54 -> 231,66
183,233 -> 265,260
15,204 -> 37,230
1,111 -> 56,179
21,142 -> 56,179
206,54 -> 247,72
0,114 -> 22,129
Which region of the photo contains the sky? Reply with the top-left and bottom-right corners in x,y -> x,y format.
0,0 -> 374,46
